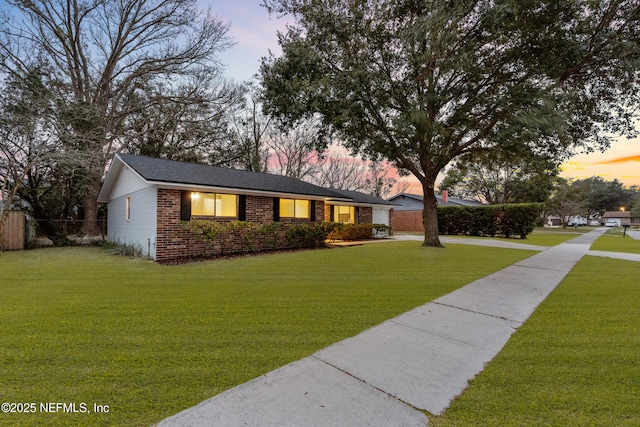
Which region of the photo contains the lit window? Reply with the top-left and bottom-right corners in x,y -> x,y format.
191,192 -> 237,217
125,197 -> 131,221
280,198 -> 310,219
334,205 -> 355,223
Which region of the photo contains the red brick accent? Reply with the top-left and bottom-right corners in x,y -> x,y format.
358,207 -> 372,224
246,195 -> 275,222
156,189 -> 207,261
315,200 -> 325,222
155,189 -> 329,261
393,210 -> 424,232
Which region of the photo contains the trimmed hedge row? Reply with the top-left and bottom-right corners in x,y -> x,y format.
180,220 -> 340,257
180,221 -> 392,259
327,223 -> 391,241
437,203 -> 543,239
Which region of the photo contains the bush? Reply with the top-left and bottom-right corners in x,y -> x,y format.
181,220 -> 339,256
97,240 -> 146,258
327,223 -> 391,241
285,223 -> 332,248
438,203 -> 543,239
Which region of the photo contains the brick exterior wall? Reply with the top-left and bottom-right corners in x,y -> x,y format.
156,189 -> 207,261
155,189 -> 330,261
358,207 -> 372,224
315,200 -> 325,223
393,210 -> 424,232
246,195 -> 274,222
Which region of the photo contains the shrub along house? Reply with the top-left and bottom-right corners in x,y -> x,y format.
97,154 -> 394,261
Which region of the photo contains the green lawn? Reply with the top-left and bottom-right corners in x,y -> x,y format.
0,243 -> 534,426
517,228 -> 583,246
430,256 -> 640,426
591,230 -> 640,254
440,227 -> 583,247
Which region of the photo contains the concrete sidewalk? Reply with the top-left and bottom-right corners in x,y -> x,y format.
159,228 -> 624,427
626,230 -> 640,240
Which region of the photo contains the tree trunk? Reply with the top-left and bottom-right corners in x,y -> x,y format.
422,180 -> 443,248
0,209 -> 8,252
82,177 -> 102,236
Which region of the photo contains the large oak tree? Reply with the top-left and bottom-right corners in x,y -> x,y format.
1,0 -> 238,234
260,0 -> 640,246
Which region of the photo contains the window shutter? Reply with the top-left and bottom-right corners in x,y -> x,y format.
273,197 -> 280,222
238,195 -> 247,221
180,191 -> 191,221
355,206 -> 360,224
329,205 -> 334,222
310,200 -> 316,222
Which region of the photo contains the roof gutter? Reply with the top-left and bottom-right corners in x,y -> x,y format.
149,181 -> 353,202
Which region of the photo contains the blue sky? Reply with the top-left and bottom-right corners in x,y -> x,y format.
206,0 -> 288,83
2,0 -> 638,186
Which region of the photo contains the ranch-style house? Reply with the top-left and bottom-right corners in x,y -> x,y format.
97,154 -> 395,261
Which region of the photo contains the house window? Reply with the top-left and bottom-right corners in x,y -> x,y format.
125,197 -> 131,221
334,205 -> 355,223
279,198 -> 310,219
190,192 -> 237,217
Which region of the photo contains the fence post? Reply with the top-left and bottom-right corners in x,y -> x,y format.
2,211 -> 26,251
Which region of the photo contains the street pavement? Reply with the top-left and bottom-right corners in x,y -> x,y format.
158,228 -> 637,426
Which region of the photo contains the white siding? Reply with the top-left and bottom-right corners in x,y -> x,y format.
107,185 -> 158,259
110,165 -> 149,200
372,207 -> 390,226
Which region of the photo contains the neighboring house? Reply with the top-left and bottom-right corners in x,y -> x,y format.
97,154 -> 395,261
387,192 -> 483,232
388,192 -> 483,210
545,216 -> 562,227
601,211 -> 636,226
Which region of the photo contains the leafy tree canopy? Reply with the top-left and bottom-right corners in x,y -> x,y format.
1,0 -> 241,234
631,194 -> 640,219
261,0 -> 640,246
439,151 -> 559,204
545,178 -> 588,228
571,176 -> 636,216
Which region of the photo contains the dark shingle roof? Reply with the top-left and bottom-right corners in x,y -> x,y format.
330,189 -> 396,206
117,154 -> 346,199
387,192 -> 483,207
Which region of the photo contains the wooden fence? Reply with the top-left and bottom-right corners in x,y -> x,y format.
2,211 -> 26,251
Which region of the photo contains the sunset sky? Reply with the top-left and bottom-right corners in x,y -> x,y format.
0,0 -> 636,187
212,1 -> 640,189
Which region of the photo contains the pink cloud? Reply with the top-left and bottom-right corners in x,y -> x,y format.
592,154 -> 640,165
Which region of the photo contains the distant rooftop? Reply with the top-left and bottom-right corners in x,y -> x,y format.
387,192 -> 483,208
602,211 -> 631,218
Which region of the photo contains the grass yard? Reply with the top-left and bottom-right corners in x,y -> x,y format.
0,242 -> 534,426
430,256 -> 640,426
591,230 -> 640,254
439,228 -> 582,247
520,228 -> 584,246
